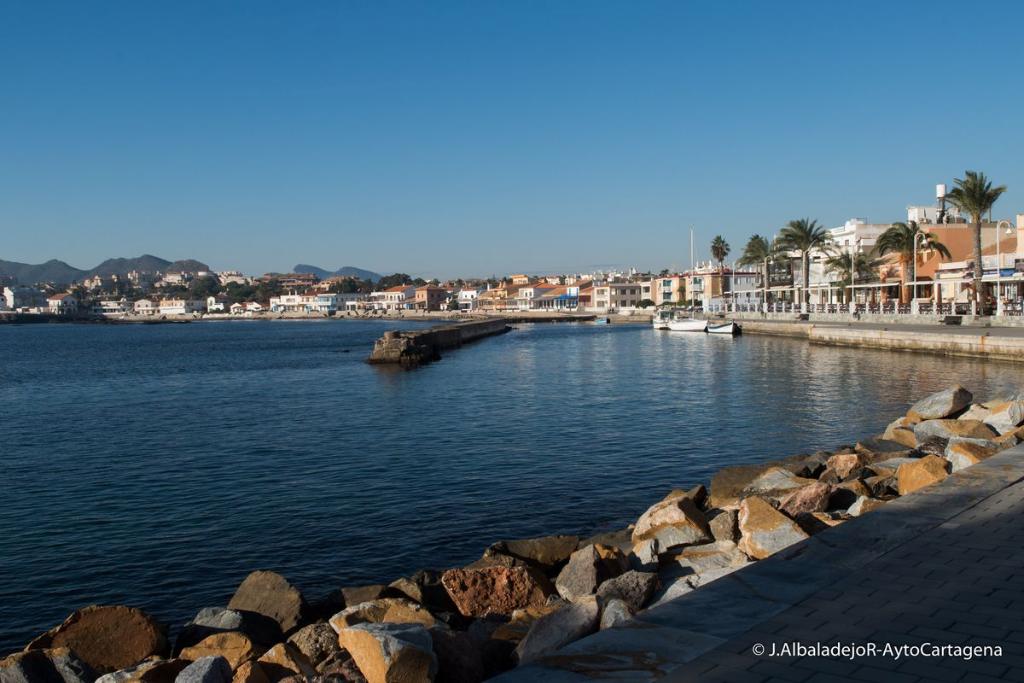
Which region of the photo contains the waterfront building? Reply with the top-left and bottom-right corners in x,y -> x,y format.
206,295 -> 232,312
514,284 -> 558,311
133,299 -> 158,315
230,302 -> 246,315
534,285 -> 581,310
414,285 -> 447,311
828,218 -> 890,251
509,274 -> 531,285
158,298 -> 206,315
95,299 -> 132,316
47,293 -> 77,314
652,275 -> 685,306
156,272 -> 192,288
456,288 -> 482,311
368,285 -> 416,311
217,271 -> 250,286
244,302 -> 265,313
3,286 -> 47,310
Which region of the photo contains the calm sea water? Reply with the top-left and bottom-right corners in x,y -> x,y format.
0,319 -> 1018,652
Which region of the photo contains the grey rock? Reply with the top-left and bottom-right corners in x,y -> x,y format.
629,538 -> 659,571
908,385 -> 973,419
598,598 -> 633,630
984,401 -> 1024,435
287,622 -> 346,671
0,648 -> 96,683
482,535 -> 580,572
594,571 -> 658,612
708,509 -> 738,543
175,607 -> 281,652
577,528 -> 633,555
174,656 -> 232,683
554,544 -> 629,601
647,576 -> 697,608
514,596 -> 600,664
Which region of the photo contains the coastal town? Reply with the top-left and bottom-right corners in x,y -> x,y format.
3,180 -> 1024,323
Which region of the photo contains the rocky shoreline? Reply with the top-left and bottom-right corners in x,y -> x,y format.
4,385 -> 1023,683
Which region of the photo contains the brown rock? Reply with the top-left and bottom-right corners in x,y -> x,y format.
829,480 -> 870,510
228,571 -> 310,635
739,467 -> 818,503
180,632 -> 262,670
441,566 -> 554,618
778,482 -> 832,517
984,401 -> 1024,435
825,453 -> 862,480
794,511 -> 846,535
233,661 -> 271,683
317,658 -> 368,683
882,417 -> 918,448
481,535 -> 580,571
913,419 -> 996,444
897,455 -> 950,495
863,474 -> 897,498
848,496 -> 886,517
387,571 -> 457,614
338,585 -> 390,607
737,497 -> 809,560
329,598 -> 437,630
630,495 -> 712,548
25,605 -> 169,674
255,643 -> 316,682
708,462 -> 778,508
336,623 -> 437,683
490,604 -> 562,643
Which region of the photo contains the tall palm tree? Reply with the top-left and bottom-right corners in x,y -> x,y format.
710,236 -> 730,269
776,218 -> 831,310
824,249 -> 880,304
737,234 -> 774,306
876,221 -> 952,303
945,170 -> 1007,305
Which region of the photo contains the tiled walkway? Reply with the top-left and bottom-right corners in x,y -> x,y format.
497,446 -> 1024,682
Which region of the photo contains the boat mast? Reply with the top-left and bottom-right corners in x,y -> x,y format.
690,227 -> 695,312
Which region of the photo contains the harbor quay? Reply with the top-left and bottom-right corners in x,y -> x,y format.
5,385 -> 1024,682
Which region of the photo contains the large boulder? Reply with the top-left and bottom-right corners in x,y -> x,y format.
175,608 -> 281,653
514,596 -> 599,665
255,643 -> 316,681
897,455 -> 950,495
175,656 -> 232,683
665,541 -> 751,583
737,497 -> 809,560
480,535 -> 580,572
0,648 -> 96,683
329,598 -> 438,630
881,417 -> 918,448
907,385 -> 973,420
441,566 -> 553,618
96,658 -> 189,682
778,482 -> 832,517
708,462 -> 779,508
26,605 -> 169,674
594,571 -> 658,612
984,401 -> 1024,435
337,586 -> 390,607
848,496 -> 886,517
554,544 -> 629,601
630,495 -> 711,548
336,622 -> 437,683
739,467 -> 818,503
913,419 -> 996,444
179,632 -> 262,670
227,571 -> 310,636
825,453 -> 862,480
945,438 -> 1000,472
231,661 -> 272,683
598,598 -> 633,630
287,622 -> 348,672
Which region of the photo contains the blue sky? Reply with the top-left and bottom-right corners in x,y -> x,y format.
2,1 -> 1023,279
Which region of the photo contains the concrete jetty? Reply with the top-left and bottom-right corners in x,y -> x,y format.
367,317 -> 510,366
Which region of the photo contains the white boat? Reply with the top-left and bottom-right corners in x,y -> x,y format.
707,321 -> 741,336
651,310 -> 673,330
667,318 -> 707,332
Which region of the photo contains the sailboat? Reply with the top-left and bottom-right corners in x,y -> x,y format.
667,228 -> 707,332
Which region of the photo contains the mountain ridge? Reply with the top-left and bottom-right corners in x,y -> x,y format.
293,264 -> 383,282
0,255 -> 210,285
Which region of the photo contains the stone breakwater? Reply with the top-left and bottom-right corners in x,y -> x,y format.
367,318 -> 511,367
4,385 -> 1024,683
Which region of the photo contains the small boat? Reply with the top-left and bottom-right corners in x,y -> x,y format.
707,321 -> 741,336
651,310 -> 673,330
667,318 -> 707,332
592,316 -> 610,325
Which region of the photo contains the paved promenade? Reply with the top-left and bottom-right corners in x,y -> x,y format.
497,446 -> 1024,682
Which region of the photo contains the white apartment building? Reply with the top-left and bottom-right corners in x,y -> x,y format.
47,293 -> 77,314
368,285 -> 416,310
3,286 -> 46,310
134,299 -> 158,315
95,299 -> 133,316
456,288 -> 482,311
159,298 -> 206,315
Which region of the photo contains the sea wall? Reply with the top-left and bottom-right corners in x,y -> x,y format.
5,385 -> 1024,683
740,320 -> 1024,361
367,318 -> 510,366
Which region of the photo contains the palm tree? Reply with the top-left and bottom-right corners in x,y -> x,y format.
776,218 -> 831,310
738,234 -> 775,307
945,170 -> 1007,305
824,249 -> 880,304
875,221 -> 952,303
710,236 -> 730,269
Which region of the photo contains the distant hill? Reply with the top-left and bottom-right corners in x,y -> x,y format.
0,255 -> 211,285
0,259 -> 85,285
293,264 -> 383,282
